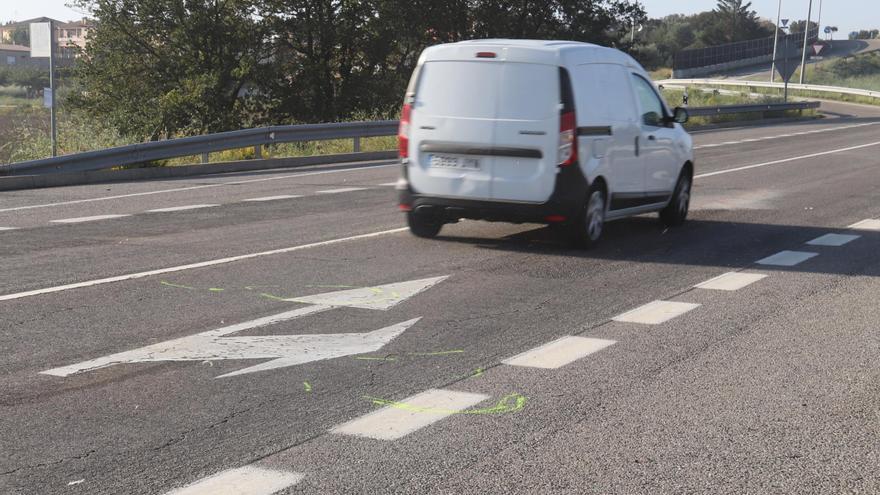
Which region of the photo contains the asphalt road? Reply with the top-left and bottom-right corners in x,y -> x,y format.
2,100 -> 880,494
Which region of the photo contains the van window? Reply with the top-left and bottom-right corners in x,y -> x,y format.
415,61 -> 500,119
572,64 -> 637,125
631,75 -> 665,126
414,61 -> 557,121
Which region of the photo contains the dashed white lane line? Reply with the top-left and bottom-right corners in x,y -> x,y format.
378,182 -> 398,186
242,195 -> 302,202
502,336 -> 616,369
50,214 -> 131,224
848,219 -> 880,231
0,227 -> 408,302
0,162 -> 396,213
695,272 -> 768,291
694,140 -> 880,179
146,204 -> 219,213
0,227 -> 17,231
756,250 -> 819,267
164,466 -> 303,495
612,301 -> 701,325
693,122 -> 880,149
332,389 -> 488,441
315,187 -> 368,194
806,233 -> 861,246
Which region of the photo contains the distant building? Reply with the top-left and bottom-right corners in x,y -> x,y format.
0,17 -> 94,61
0,43 -> 45,68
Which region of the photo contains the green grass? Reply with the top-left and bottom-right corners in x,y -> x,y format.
658,87 -> 813,127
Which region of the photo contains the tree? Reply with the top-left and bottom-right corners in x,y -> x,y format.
711,0 -> 763,43
789,20 -> 818,34
69,0 -> 271,140
8,66 -> 49,98
11,25 -> 29,46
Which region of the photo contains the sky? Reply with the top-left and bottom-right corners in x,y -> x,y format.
1,0 -> 878,37
638,0 -> 879,38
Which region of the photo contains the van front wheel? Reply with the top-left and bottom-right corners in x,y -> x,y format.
660,172 -> 691,227
407,211 -> 443,238
570,185 -> 606,249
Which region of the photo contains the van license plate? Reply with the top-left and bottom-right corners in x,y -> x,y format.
430,155 -> 479,170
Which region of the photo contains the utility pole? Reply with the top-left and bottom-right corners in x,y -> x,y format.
816,0 -> 823,39
770,0 -> 783,83
48,19 -> 57,157
799,0 -> 813,84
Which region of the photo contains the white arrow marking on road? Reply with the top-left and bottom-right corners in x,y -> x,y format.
42,276 -> 447,378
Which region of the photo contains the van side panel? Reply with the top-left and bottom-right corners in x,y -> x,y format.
572,63 -> 643,198
490,63 -> 560,203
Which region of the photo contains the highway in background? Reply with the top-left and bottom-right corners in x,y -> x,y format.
2,100 -> 880,494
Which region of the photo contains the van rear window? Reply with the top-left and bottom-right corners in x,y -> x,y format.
415,61 -> 557,121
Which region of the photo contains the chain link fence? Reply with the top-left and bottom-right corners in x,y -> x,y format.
674,28 -> 819,71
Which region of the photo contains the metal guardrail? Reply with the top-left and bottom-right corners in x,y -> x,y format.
659,79 -> 880,100
685,101 -> 820,117
1,120 -> 398,176
0,102 -> 822,177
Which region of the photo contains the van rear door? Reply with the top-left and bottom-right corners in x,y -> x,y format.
489,63 -> 559,203
407,61 -> 499,200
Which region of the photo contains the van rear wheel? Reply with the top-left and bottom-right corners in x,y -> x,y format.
569,185 -> 606,249
660,171 -> 691,227
407,211 -> 443,238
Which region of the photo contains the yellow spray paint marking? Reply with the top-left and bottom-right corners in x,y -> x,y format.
471,368 -> 484,378
208,288 -> 224,292
259,292 -> 290,302
355,356 -> 398,362
363,393 -> 526,415
160,281 -> 197,290
408,350 -> 464,357
303,381 -> 312,392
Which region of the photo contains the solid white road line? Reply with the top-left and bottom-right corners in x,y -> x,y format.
315,187 -> 368,194
242,195 -> 302,202
331,389 -> 488,441
0,227 -> 408,302
502,336 -> 616,369
0,227 -> 17,231
51,214 -> 131,224
0,163 -> 396,214
164,466 -> 303,495
806,233 -> 861,246
146,204 -> 219,212
695,272 -> 768,291
848,219 -> 880,231
756,250 -> 819,267
694,140 -> 880,180
378,182 -> 398,186
612,300 -> 701,325
693,122 -> 880,149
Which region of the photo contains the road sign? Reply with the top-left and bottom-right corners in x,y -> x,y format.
42,276 -> 449,378
42,88 -> 52,108
812,43 -> 824,55
781,19 -> 789,27
29,22 -> 52,58
824,26 -> 832,34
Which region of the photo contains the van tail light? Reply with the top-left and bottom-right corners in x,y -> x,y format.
558,111 -> 577,167
398,103 -> 412,158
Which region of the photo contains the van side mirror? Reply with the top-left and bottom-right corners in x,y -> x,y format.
672,107 -> 689,124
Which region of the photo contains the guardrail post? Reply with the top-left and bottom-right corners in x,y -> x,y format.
253,145 -> 262,159
201,152 -> 209,164
353,137 -> 361,153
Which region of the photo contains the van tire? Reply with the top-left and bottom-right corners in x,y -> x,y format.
660,171 -> 691,227
569,185 -> 606,249
407,212 -> 443,238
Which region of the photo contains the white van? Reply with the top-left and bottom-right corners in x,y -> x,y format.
396,39 -> 694,247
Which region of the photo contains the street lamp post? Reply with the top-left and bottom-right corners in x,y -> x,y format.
799,0 -> 813,84
770,0 -> 783,83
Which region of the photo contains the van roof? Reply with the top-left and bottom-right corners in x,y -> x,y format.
420,39 -> 639,69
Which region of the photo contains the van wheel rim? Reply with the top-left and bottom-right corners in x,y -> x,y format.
586,192 -> 605,241
677,178 -> 691,216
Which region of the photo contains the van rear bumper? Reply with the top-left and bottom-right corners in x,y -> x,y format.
398,162 -> 589,225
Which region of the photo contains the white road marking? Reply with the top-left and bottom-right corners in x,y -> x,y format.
0,227 -> 18,231
287,276 -> 448,310
756,250 -> 819,266
502,336 -> 616,369
146,204 -> 218,212
331,389 -> 488,441
315,187 -> 368,194
612,300 -> 701,325
695,272 -> 767,291
0,163 -> 396,214
51,214 -> 131,224
695,140 -> 880,179
806,233 -> 861,246
242,195 -> 302,202
693,122 -> 880,150
378,182 -> 398,186
848,219 -> 880,231
0,227 -> 408,302
164,466 -> 303,495
42,276 -> 444,377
